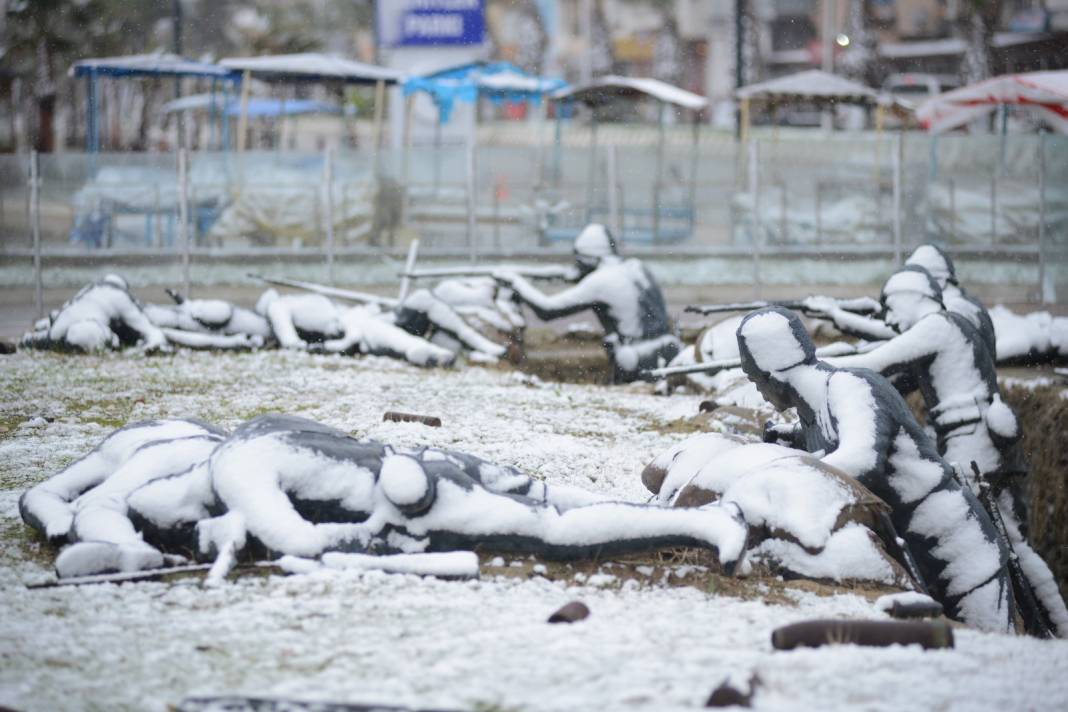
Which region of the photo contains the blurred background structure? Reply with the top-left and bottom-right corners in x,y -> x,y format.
0,0 -> 1066,310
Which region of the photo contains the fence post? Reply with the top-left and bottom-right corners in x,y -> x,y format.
465,138 -> 477,262
585,116 -> 598,224
780,182 -> 788,244
815,182 -> 822,244
892,132 -> 903,266
1038,133 -> 1049,303
653,102 -> 665,245
401,93 -> 413,229
323,147 -> 336,285
606,144 -> 621,242
749,139 -> 761,299
990,164 -> 998,244
178,148 -> 191,297
30,150 -> 43,320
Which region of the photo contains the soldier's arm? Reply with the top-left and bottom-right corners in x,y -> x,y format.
824,317 -> 940,383
500,271 -> 603,321
820,372 -> 885,479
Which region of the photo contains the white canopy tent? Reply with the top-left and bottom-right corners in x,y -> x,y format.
916,70 -> 1068,134
552,75 -> 708,111
735,70 -> 879,139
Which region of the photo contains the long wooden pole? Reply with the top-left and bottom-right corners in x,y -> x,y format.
324,147 -> 335,285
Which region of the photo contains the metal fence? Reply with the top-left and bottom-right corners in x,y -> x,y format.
1,129 -> 1065,311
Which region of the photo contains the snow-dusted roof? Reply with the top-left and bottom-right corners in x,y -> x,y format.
70,53 -> 234,79
219,53 -> 402,85
878,39 -> 967,59
916,70 -> 1068,134
736,70 -> 877,105
553,76 -> 708,110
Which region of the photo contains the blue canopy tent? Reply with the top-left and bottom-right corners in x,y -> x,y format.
402,61 -> 567,124
400,61 -> 567,201
219,53 -> 403,154
161,95 -> 344,152
70,53 -> 238,153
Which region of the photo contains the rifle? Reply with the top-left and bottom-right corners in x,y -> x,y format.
401,265 -> 577,281
685,296 -> 881,317
249,274 -> 399,309
641,341 -> 874,380
970,462 -> 1055,638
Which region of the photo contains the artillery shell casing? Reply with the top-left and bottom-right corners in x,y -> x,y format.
771,619 -> 954,650
382,411 -> 443,428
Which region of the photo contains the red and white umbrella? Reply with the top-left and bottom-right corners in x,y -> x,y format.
916,70 -> 1068,134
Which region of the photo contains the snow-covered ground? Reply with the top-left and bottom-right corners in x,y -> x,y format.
2,350 -> 1068,711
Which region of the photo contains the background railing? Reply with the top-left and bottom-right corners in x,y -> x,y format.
1,129 -> 1065,307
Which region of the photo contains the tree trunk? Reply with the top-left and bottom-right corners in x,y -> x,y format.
36,94 -> 55,152
33,39 -> 57,153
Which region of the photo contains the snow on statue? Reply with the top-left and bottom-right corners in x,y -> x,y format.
819,266 -> 1068,637
21,415 -> 750,580
493,224 -> 681,383
735,306 -> 1014,633
805,243 -> 1067,366
143,289 -> 273,350
22,274 -> 170,353
641,432 -> 919,589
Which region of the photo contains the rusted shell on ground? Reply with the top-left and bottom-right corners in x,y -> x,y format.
382,411 -> 442,428
548,601 -> 590,624
771,619 -> 954,651
888,599 -> 944,620
0,341 -> 16,355
640,462 -> 668,495
705,677 -> 758,708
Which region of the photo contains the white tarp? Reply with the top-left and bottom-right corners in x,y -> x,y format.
916,71 -> 1068,134
220,53 -> 402,85
736,70 -> 878,105
554,76 -> 708,110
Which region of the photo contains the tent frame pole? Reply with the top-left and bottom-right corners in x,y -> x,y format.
236,70 -> 251,153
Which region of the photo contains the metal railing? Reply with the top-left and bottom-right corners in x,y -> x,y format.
1,130 -> 1064,312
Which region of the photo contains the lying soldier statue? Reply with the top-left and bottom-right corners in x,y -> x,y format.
20,415 -> 749,580
22,274 -> 169,353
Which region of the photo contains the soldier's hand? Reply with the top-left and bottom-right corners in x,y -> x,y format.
800,295 -> 838,316
491,269 -> 519,287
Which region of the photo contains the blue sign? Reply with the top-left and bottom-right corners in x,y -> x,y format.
377,1 -> 485,48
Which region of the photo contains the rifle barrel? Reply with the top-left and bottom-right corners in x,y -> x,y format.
249,274 -> 398,308
643,357 -> 743,380
403,265 -> 574,281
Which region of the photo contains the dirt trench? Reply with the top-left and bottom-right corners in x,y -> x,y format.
1002,382 -> 1068,604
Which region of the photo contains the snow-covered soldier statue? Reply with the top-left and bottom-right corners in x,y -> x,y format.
143,290 -> 273,350
21,274 -> 169,353
736,306 -> 1014,633
803,244 -> 996,358
493,224 -> 680,383
819,267 -> 1068,636
392,287 -> 510,362
254,289 -> 459,367
21,415 -> 749,579
258,288 -> 506,365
